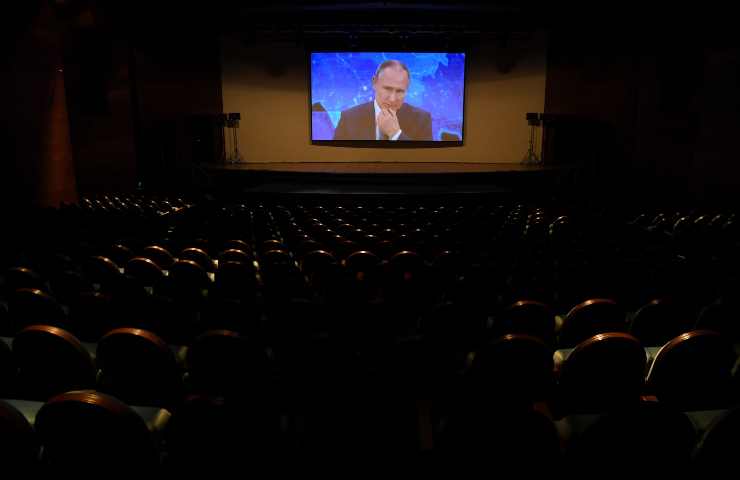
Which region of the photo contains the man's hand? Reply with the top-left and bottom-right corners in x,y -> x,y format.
377,108 -> 401,139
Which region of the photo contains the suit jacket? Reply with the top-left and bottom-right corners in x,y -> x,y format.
332,101 -> 433,141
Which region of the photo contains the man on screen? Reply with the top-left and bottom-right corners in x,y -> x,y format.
333,59 -> 433,141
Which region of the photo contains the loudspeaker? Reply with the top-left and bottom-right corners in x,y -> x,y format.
186,114 -> 224,164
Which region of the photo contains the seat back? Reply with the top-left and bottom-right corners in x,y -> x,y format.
125,257 -> 165,286
0,340 -> 14,397
12,325 -> 96,400
0,399 -> 39,467
222,239 -> 252,255
559,298 -> 626,348
84,256 -> 122,292
558,332 -> 646,413
695,299 -> 740,341
646,330 -> 737,409
179,247 -> 214,272
693,405 -> 740,473
6,288 -> 66,334
497,300 -> 556,345
437,408 -> 561,474
141,245 -> 175,270
629,298 -> 694,346
167,259 -> 210,297
466,334 -> 554,406
108,243 -> 134,267
213,260 -> 257,301
96,328 -> 182,406
385,250 -> 426,300
186,330 -> 271,396
3,267 -> 44,294
564,401 -> 696,474
35,390 -> 157,468
218,248 -> 252,265
68,290 -> 117,341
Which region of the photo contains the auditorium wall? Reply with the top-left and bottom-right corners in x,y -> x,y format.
545,28 -> 740,202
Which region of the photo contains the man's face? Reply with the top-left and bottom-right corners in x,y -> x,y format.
372,66 -> 409,112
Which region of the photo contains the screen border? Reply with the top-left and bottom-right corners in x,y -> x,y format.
307,49 -> 467,148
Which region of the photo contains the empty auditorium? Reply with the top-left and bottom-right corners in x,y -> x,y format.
2,1 -> 740,474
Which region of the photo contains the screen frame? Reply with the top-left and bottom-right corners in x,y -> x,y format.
308,49 -> 467,147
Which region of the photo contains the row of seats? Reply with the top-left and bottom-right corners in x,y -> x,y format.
7,200 -> 738,314
1,319 -> 738,414
1,268 -> 736,349
2,391 -> 740,473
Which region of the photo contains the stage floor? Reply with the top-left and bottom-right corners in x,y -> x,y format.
210,162 -> 557,174
199,162 -> 576,196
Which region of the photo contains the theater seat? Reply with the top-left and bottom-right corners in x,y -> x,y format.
213,260 -> 257,301
217,248 -> 252,265
6,288 -> 66,334
125,257 -> 165,286
695,299 -> 740,341
374,239 -> 395,260
465,334 -> 554,407
67,290 -> 117,342
12,325 -> 96,401
185,330 -> 271,397
3,267 -> 44,294
300,249 -> 337,278
428,249 -> 460,297
295,239 -> 323,258
343,250 -> 381,273
0,399 -> 39,468
179,247 -> 214,272
558,298 -> 626,348
222,239 -> 252,255
562,401 -> 696,474
96,328 -> 183,407
260,248 -> 293,265
496,300 -> 557,346
48,269 -> 91,305
436,407 -> 561,475
629,298 -> 694,346
260,239 -> 286,254
341,250 -> 381,302
259,251 -> 306,301
108,243 -> 134,268
385,251 -> 425,294
141,245 -> 176,270
84,256 -> 123,293
646,330 -> 737,410
301,249 -> 339,296
557,332 -> 646,414
167,259 -> 210,296
0,340 -> 14,397
693,405 -> 740,474
34,390 -> 158,468
164,394 -> 283,472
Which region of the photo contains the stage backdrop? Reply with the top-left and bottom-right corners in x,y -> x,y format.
221,33 -> 546,164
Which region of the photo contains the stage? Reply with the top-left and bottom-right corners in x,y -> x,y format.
198,162 -> 578,196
